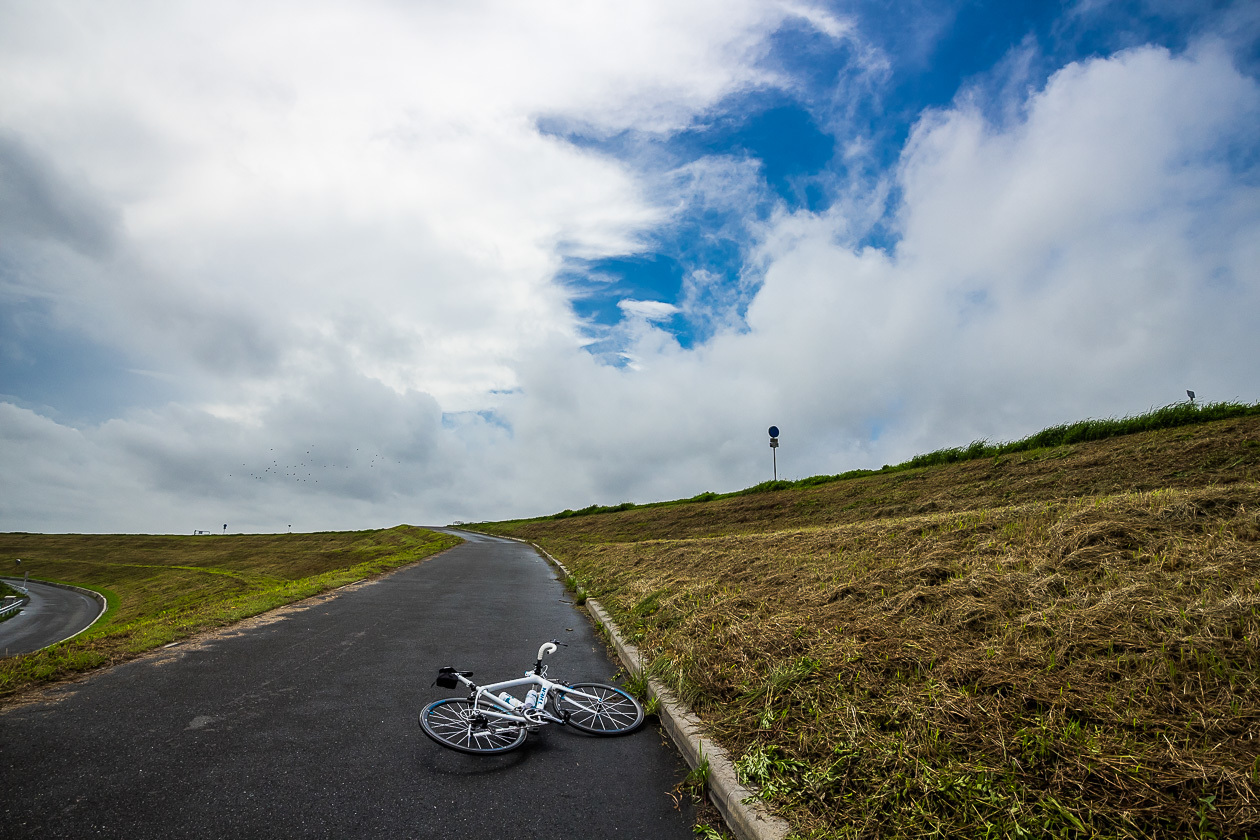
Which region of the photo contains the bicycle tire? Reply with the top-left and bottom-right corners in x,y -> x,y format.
419,698 -> 527,754
554,683 -> 644,735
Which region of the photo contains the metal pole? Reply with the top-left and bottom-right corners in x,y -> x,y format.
768,426 -> 780,482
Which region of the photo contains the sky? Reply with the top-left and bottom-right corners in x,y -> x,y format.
1,0 -> 1258,534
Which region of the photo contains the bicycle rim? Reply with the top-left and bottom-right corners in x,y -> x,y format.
419,698 -> 527,754
556,683 -> 644,735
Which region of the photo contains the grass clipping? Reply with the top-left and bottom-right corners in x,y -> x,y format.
553,486 -> 1260,838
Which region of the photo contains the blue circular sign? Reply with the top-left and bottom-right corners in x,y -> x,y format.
768,426 -> 779,438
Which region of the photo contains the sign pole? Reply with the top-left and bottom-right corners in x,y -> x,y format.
768,426 -> 780,482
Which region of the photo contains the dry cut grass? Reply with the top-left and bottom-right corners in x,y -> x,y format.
484,419 -> 1260,838
565,489 -> 1259,838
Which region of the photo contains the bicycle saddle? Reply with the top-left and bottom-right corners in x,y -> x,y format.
433,667 -> 473,688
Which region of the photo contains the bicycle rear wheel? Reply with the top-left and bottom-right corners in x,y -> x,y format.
555,683 -> 644,735
419,698 -> 527,754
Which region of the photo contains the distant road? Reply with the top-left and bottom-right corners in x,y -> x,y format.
0,531 -> 698,838
0,579 -> 103,656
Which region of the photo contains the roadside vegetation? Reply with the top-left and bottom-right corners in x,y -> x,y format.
0,526 -> 459,701
476,405 -> 1260,838
541,400 -> 1260,520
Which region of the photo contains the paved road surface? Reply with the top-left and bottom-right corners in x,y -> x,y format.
0,531 -> 697,838
0,579 -> 102,657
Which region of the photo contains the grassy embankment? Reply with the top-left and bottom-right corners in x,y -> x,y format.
0,525 -> 460,701
477,404 -> 1260,839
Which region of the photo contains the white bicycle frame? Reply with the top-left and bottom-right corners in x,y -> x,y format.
449,641 -> 607,728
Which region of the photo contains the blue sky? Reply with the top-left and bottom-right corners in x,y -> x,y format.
551,0 -> 1257,352
1,1 -> 1257,532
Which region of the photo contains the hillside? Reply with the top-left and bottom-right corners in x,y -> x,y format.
478,414 -> 1260,838
0,527 -> 460,699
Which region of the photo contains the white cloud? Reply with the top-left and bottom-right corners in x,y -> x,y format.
0,0 -> 804,408
618,299 -> 679,322
731,43 -> 1260,460
1,6 -> 1257,532
494,42 -> 1260,507
0,0 -> 833,530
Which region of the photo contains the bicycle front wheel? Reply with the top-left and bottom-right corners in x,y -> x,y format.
555,683 -> 644,735
419,698 -> 527,754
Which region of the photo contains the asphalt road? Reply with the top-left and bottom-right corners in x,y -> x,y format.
0,531 -> 697,839
0,579 -> 102,657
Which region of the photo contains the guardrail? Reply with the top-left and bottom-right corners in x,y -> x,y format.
0,595 -> 30,620
0,578 -> 109,647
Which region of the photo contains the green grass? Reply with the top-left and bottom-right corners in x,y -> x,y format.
0,525 -> 460,700
902,400 -> 1260,469
518,401 -> 1260,522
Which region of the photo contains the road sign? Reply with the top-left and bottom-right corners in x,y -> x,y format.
768,426 -> 779,438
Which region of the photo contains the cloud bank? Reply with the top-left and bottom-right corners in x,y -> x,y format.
1,2 -> 1257,532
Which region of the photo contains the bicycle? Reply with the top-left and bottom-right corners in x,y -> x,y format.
419,639 -> 645,754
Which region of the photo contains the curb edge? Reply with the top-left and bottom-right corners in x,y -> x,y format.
525,540 -> 791,840
0,577 -> 108,647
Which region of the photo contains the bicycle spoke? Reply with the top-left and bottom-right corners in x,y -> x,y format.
419,698 -> 527,754
556,683 -> 644,736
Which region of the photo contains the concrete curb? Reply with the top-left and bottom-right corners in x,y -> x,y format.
525,541 -> 792,840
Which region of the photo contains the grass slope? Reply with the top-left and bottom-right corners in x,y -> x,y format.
478,413 -> 1260,839
0,525 -> 459,701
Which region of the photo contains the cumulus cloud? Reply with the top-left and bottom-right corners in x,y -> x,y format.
1,3 -> 1257,532
0,0 -> 803,401
725,43 -> 1260,460
494,42 -> 1260,505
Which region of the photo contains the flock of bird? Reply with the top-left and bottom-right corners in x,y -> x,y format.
228,447 -> 399,484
